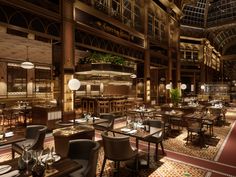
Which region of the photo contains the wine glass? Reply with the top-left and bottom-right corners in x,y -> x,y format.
45,147 -> 55,173
22,149 -> 32,175
126,117 -> 132,128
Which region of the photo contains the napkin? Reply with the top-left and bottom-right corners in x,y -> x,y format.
4,132 -> 14,138
0,170 -> 19,177
128,130 -> 137,134
121,128 -> 131,132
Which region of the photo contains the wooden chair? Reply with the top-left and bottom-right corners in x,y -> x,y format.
97,100 -> 110,114
186,118 -> 205,147
143,119 -> 165,165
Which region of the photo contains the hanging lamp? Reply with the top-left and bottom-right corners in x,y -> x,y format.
21,46 -> 34,69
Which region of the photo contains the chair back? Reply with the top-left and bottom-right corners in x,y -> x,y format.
187,118 -> 202,132
68,139 -> 100,177
144,120 -> 164,139
101,131 -> 137,161
26,125 -> 47,151
99,113 -> 115,129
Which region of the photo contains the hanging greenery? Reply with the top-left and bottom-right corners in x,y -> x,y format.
78,51 -> 125,66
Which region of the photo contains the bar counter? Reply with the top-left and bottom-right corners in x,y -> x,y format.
81,95 -> 129,116
32,105 -> 62,130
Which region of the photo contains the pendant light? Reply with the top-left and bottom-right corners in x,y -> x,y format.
21,46 -> 34,69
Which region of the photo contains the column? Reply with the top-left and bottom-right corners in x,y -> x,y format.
61,0 -> 76,120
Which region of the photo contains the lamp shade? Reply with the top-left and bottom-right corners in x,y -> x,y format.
68,78 -> 81,91
181,84 -> 187,90
20,61 -> 34,69
130,74 -> 137,79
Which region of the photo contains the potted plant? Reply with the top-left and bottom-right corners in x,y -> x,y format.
170,88 -> 180,106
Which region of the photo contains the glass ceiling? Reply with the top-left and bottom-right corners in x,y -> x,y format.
181,0 -> 236,55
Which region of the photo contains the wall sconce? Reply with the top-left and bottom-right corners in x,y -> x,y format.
146,79 -> 150,102
166,81 -> 172,90
100,82 -> 104,95
191,84 -> 194,92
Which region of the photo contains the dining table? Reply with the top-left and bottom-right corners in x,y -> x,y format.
128,108 -> 156,120
71,116 -> 109,126
0,156 -> 81,177
111,125 -> 162,167
0,131 -> 25,147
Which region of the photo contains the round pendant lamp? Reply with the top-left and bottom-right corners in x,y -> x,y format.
21,46 -> 34,69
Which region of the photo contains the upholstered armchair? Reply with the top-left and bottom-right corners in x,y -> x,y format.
11,125 -> 47,159
67,139 -> 100,177
100,131 -> 138,177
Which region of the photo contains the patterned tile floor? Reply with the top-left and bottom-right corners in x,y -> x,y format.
0,110 -> 235,177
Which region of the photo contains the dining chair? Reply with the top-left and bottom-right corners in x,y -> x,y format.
11,125 -> 47,159
202,117 -> 214,137
93,113 -> 115,135
186,118 -> 205,147
143,119 -> 165,165
100,131 -> 138,177
67,139 -> 100,177
2,109 -> 19,129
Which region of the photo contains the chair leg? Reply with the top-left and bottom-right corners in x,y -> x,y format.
160,141 -> 165,155
100,157 -> 107,177
187,131 -> 189,144
155,143 -> 158,161
147,142 -> 150,167
12,150 -> 15,159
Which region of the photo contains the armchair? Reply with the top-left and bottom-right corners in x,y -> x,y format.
100,131 -> 138,177
68,139 -> 100,177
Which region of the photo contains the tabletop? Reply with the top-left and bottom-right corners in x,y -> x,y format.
0,133 -> 25,146
71,117 -> 108,125
111,126 -> 162,140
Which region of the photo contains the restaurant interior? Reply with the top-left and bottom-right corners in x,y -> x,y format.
0,0 -> 236,176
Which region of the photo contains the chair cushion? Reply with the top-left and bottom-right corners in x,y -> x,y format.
12,139 -> 35,154
69,159 -> 88,177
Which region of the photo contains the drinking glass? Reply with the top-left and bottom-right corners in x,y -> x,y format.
22,149 -> 32,175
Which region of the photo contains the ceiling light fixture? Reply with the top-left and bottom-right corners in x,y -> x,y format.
21,46 -> 34,69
